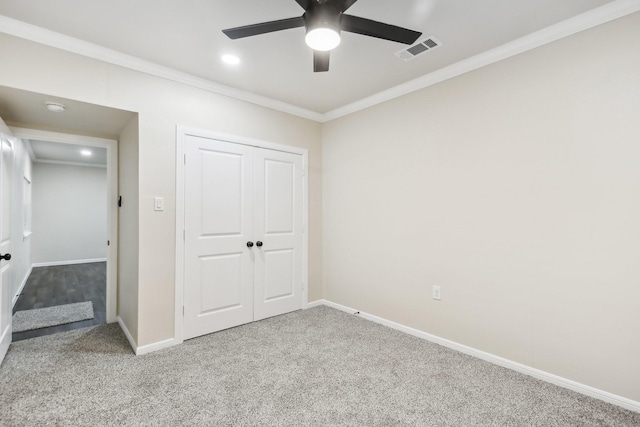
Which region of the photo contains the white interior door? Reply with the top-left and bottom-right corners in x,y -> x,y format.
183,136 -> 254,340
182,134 -> 305,340
0,132 -> 14,364
253,148 -> 303,321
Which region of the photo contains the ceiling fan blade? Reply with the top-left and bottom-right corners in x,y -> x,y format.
341,14 -> 422,45
313,50 -> 330,72
222,17 -> 305,39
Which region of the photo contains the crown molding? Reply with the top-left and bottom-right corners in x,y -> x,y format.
321,0 -> 640,121
0,15 -> 324,122
1,0 -> 639,124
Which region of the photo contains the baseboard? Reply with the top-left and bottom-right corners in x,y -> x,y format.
12,265 -> 32,308
32,258 -> 107,268
117,317 -> 137,355
117,317 -> 178,356
136,337 -> 179,356
321,300 -> 640,413
306,299 -> 326,309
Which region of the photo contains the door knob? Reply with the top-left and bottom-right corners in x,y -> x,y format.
0,253 -> 11,261
256,241 -> 263,247
246,241 -> 254,248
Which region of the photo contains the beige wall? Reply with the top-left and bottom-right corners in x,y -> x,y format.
117,116 -> 139,343
322,13 -> 640,402
0,33 -> 323,346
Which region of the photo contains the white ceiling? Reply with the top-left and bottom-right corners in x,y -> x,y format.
0,0 -> 631,116
0,86 -> 135,137
0,85 -> 134,166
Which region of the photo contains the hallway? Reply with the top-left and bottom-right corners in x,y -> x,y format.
12,262 -> 106,341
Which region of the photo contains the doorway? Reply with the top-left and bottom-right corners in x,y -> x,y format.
9,128 -> 118,340
9,134 -> 114,340
0,128 -> 14,363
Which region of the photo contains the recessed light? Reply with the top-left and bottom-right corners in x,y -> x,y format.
45,102 -> 66,113
80,150 -> 92,156
222,54 -> 240,65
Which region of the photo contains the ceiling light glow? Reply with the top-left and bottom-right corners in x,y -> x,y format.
80,150 -> 92,156
222,54 -> 241,65
45,102 -> 66,113
305,27 -> 341,51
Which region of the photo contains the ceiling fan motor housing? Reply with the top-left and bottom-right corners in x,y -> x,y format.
304,2 -> 342,37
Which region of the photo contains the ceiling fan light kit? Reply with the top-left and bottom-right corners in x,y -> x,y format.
304,2 -> 342,51
305,27 -> 341,51
222,0 -> 422,72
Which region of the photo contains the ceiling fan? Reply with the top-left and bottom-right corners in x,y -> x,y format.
222,0 -> 422,72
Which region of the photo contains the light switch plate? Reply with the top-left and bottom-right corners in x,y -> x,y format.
154,197 -> 164,211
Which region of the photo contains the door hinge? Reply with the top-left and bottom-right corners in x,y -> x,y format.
107,240 -> 110,246
183,306 -> 185,316
302,167 -> 306,177
183,229 -> 185,240
184,153 -> 186,165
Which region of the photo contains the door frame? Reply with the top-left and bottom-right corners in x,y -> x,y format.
10,127 -> 118,323
175,126 -> 309,344
0,123 -> 15,364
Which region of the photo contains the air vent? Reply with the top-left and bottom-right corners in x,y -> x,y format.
395,36 -> 442,62
407,43 -> 428,56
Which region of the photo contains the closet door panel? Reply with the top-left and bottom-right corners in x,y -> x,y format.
253,148 -> 303,321
183,136 -> 254,340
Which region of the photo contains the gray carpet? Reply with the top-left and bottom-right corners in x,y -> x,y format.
0,306 -> 638,426
12,301 -> 94,332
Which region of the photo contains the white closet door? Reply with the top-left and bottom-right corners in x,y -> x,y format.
183,136 -> 254,340
253,148 -> 303,321
0,132 -> 14,365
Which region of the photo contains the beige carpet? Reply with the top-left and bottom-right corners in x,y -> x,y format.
1,306 -> 638,426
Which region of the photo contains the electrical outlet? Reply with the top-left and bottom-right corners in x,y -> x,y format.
432,285 -> 441,301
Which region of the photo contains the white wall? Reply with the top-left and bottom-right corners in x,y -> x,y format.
322,13 -> 640,403
9,136 -> 32,303
32,162 -> 107,264
0,32 -> 323,346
